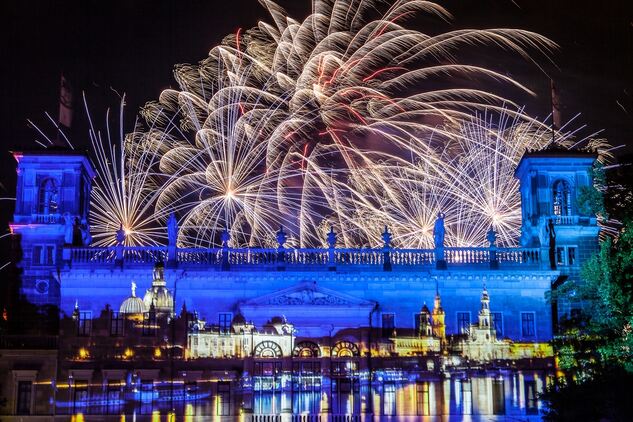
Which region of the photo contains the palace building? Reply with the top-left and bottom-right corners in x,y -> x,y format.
1,148 -> 598,420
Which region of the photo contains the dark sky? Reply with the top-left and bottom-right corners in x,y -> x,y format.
0,0 -> 632,255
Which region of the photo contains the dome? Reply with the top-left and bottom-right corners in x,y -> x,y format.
120,282 -> 147,315
143,262 -> 173,314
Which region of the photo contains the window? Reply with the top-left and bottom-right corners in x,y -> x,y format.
556,247 -> 565,266
521,312 -> 536,337
77,311 -> 92,336
416,382 -> 430,415
568,247 -> 577,266
219,313 -> 232,335
38,178 -> 58,215
492,312 -> 503,337
292,362 -> 322,414
32,244 -> 55,266
106,381 -> 122,414
110,311 -> 124,336
142,311 -> 157,336
217,381 -> 231,416
73,380 -> 89,413
492,379 -> 505,415
16,381 -> 32,415
457,312 -> 471,334
525,380 -> 538,415
381,313 -> 395,337
556,246 -> 578,267
383,382 -> 396,416
140,380 -> 154,414
552,179 -> 572,216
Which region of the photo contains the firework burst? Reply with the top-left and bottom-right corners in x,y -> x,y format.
133,0 -> 567,248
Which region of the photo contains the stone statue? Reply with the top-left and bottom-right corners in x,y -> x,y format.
115,224 -> 126,246
433,212 -> 446,249
131,281 -> 137,297
63,212 -> 74,245
487,227 -> 497,248
167,213 -> 178,246
327,226 -> 337,248
80,218 -> 92,246
276,226 -> 287,248
72,217 -> 83,246
382,226 -> 392,248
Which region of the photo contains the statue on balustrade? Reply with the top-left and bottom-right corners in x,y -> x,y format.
433,212 -> 446,249
116,224 -> 126,246
167,213 -> 178,246
63,212 -> 74,245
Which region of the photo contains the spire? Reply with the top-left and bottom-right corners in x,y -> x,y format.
478,284 -> 492,329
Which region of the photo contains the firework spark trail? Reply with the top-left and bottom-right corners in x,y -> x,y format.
86,95 -> 171,247
127,0 -> 610,248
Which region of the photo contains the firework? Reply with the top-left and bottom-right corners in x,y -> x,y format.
133,0 -> 569,248
86,95 -> 169,247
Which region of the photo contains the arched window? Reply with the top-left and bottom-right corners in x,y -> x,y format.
331,341 -> 360,357
293,341 -> 321,358
38,178 -> 59,215
552,180 -> 572,216
254,341 -> 283,358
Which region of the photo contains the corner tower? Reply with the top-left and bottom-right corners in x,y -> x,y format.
10,149 -> 95,307
515,147 -> 600,270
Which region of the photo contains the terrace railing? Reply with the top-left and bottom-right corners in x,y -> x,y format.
66,244 -> 543,269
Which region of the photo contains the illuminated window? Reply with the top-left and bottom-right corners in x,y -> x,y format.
525,380 -> 538,415
492,378 -> 505,415
383,382 -> 396,416
77,311 -> 92,336
140,380 -> 154,414
185,382 -> 198,415
552,180 -> 572,216
16,381 -> 32,415
217,381 -> 231,416
521,312 -> 536,337
292,361 -> 322,414
381,313 -> 395,337
416,382 -> 430,415
457,312 -> 471,334
38,178 -> 58,215
492,312 -> 503,337
32,244 -> 55,266
219,313 -> 232,335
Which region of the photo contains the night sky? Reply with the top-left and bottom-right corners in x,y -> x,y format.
1,0 -> 632,263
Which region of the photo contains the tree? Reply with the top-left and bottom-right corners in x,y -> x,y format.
542,158 -> 633,421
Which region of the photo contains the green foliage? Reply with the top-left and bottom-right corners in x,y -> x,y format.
577,162 -> 607,220
541,369 -> 633,421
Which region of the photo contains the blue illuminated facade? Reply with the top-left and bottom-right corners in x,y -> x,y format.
4,148 -> 599,420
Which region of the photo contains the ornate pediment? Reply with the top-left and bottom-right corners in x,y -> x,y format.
242,281 -> 375,308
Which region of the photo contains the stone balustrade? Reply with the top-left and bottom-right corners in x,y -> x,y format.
66,244 -> 542,269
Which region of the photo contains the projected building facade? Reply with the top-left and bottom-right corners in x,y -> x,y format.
3,148 -> 598,420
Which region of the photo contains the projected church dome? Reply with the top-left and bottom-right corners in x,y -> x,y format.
143,262 -> 173,315
119,282 -> 146,315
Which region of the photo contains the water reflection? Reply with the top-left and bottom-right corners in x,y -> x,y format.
62,370 -> 548,419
